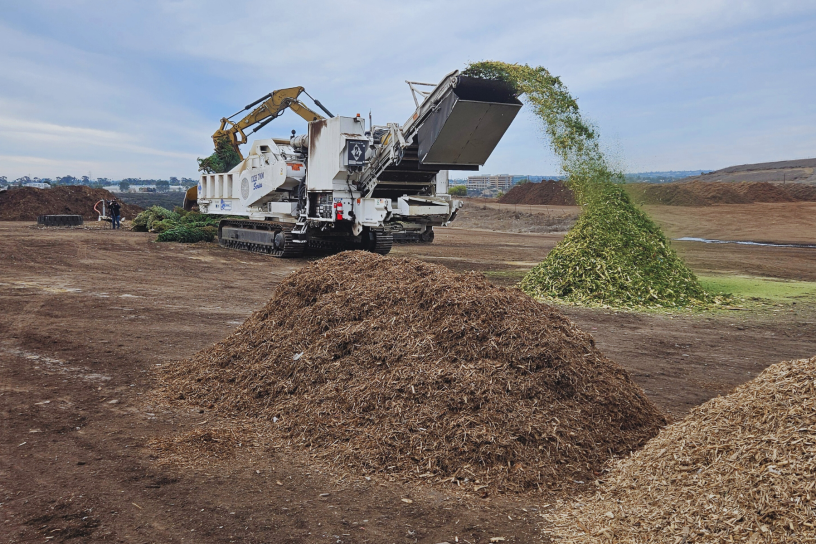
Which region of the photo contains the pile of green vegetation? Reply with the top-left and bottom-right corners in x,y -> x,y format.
463,61 -> 722,309
198,136 -> 243,174
131,205 -> 219,244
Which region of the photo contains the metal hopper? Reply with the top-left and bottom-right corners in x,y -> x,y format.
416,76 -> 522,168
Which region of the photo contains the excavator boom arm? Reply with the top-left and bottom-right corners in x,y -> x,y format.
212,87 -> 325,158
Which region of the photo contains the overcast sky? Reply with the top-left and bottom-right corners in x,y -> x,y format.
1,0 -> 814,180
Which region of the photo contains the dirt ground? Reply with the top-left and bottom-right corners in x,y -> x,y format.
451,198 -> 578,234
2,205 -> 815,543
643,202 -> 816,244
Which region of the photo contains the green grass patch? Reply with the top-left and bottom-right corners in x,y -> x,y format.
698,275 -> 816,305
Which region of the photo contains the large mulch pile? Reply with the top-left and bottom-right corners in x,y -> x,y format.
157,251 -> 666,493
498,181 -> 576,205
0,186 -> 142,221
551,355 -> 816,542
625,181 -> 816,206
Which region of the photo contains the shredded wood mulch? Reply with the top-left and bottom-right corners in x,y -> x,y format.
149,425 -> 266,468
551,355 -> 816,542
157,251 -> 666,493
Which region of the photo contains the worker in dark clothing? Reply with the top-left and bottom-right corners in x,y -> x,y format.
109,199 -> 122,229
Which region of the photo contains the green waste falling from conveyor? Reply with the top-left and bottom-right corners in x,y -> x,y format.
462,61 -> 726,309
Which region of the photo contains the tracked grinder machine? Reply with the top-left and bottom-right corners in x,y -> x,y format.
188,71 -> 521,257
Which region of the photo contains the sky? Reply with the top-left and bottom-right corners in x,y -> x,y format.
1,0 -> 815,180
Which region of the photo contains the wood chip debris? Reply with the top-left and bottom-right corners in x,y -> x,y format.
156,252 -> 666,492
550,356 -> 816,542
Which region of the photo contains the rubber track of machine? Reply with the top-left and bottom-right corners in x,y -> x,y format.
218,219 -> 304,259
372,232 -> 393,255
278,230 -> 305,258
421,227 -> 435,244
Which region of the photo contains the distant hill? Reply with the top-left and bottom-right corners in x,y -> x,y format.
676,158 -> 816,185
624,181 -> 816,206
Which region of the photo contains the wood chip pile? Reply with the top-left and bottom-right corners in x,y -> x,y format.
158,251 -> 666,492
551,355 -> 816,542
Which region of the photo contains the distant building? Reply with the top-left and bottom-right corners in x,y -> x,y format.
103,184 -> 186,193
23,182 -> 51,189
466,174 -> 515,196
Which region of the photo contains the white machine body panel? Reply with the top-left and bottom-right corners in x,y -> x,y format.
306,116 -> 367,192
356,198 -> 391,226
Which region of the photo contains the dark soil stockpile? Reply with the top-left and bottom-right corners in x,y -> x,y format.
553,355 -> 816,542
499,180 -> 576,205
158,252 -> 667,493
0,186 -> 142,221
625,181 -> 816,206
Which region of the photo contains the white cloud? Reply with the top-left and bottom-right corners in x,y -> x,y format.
0,0 -> 815,178
0,117 -> 198,160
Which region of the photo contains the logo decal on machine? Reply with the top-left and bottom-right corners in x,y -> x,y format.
251,172 -> 264,191
347,139 -> 367,167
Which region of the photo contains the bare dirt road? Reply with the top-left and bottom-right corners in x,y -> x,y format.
2,217 -> 815,543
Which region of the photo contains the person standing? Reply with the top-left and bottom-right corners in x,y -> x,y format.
109,198 -> 122,229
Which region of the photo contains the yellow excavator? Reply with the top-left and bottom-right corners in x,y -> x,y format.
184,87 -> 334,210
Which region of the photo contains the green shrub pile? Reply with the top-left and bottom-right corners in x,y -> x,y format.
156,225 -> 217,243
464,61 -> 723,309
131,206 -> 223,244
131,205 -> 177,232
198,136 -> 243,174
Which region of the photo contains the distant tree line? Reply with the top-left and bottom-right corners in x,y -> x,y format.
0,175 -> 197,192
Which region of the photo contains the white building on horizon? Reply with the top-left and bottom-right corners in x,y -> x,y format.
466,174 -> 515,194
23,182 -> 51,189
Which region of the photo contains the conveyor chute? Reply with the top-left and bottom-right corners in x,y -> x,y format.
417,76 -> 522,168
